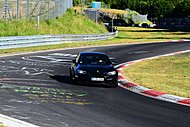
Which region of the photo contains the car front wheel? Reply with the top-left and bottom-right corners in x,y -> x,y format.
107,81 -> 118,88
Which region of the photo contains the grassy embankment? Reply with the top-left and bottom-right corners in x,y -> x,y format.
122,53 -> 190,98
0,9 -> 107,36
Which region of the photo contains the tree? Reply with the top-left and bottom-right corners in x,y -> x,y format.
148,0 -> 174,18
173,0 -> 190,17
110,0 -> 128,9
136,1 -> 150,15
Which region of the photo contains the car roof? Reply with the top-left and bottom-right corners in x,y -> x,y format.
79,52 -> 107,55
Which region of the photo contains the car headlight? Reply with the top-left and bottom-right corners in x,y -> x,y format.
77,70 -> 87,74
108,71 -> 117,75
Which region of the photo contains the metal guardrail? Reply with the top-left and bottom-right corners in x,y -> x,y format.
0,31 -> 118,49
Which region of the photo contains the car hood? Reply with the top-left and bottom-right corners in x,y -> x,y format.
78,64 -> 116,72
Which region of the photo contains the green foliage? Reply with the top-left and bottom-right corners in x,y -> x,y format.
136,1 -> 149,15
0,9 -> 107,37
93,0 -> 190,18
149,0 -> 174,18
173,0 -> 190,17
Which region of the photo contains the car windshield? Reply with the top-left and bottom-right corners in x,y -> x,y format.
78,54 -> 111,65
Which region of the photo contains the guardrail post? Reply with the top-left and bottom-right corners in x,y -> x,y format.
37,0 -> 41,29
16,0 -> 19,20
80,0 -> 83,16
47,0 -> 50,19
26,0 -> 29,18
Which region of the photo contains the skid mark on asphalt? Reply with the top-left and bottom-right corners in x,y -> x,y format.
0,53 -> 92,126
9,60 -> 66,67
49,53 -> 77,57
0,83 -> 93,105
0,53 -> 77,78
0,66 -> 54,76
0,104 -> 35,120
22,67 -> 54,76
22,53 -> 77,64
127,50 -> 149,54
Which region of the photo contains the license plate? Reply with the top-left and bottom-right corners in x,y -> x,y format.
91,77 -> 104,81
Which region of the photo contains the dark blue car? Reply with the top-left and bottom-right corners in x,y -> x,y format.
70,52 -> 118,87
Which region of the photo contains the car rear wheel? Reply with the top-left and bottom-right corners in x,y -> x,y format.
70,69 -> 76,82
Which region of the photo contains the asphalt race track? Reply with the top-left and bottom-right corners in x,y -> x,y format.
0,42 -> 190,127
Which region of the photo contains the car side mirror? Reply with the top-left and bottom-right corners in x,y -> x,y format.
112,61 -> 117,65
109,57 -> 117,65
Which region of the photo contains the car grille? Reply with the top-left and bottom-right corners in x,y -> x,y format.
90,71 -> 105,77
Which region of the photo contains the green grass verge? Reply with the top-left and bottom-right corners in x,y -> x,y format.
122,53 -> 190,98
1,26 -> 190,55
0,9 -> 107,36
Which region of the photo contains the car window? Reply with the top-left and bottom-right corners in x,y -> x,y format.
79,54 -> 111,65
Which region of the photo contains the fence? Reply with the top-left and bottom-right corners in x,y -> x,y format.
0,0 -> 73,20
150,18 -> 190,28
84,8 -> 113,23
0,32 -> 118,49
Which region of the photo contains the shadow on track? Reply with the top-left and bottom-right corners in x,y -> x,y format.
50,75 -> 113,88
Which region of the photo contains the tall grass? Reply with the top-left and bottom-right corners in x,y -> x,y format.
0,9 -> 107,36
